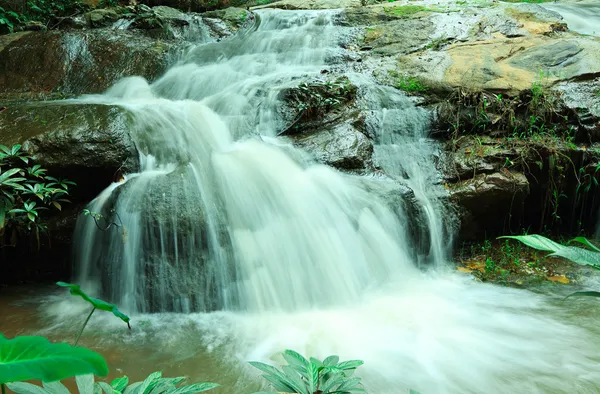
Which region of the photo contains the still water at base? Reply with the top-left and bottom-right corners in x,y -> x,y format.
3,275 -> 600,394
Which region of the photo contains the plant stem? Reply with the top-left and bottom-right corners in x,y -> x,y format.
74,307 -> 96,346
2,383 -> 6,394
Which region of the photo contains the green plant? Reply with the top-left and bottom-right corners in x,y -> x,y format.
0,144 -> 75,247
425,35 -> 449,50
0,6 -> 24,33
384,5 -> 440,17
8,371 -> 219,394
0,333 -> 108,394
56,282 -> 131,345
280,77 -> 357,135
500,234 -> 600,297
388,71 -> 428,93
250,349 -> 365,394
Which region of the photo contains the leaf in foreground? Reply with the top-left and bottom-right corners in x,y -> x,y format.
0,333 -> 108,384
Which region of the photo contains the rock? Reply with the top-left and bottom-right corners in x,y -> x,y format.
0,31 -> 32,53
140,0 -> 247,13
0,103 -> 139,202
252,0 -> 360,10
134,16 -> 165,30
450,170 -> 530,241
53,15 -> 89,29
202,7 -> 252,30
0,30 -> 173,97
553,78 -> 600,142
153,5 -> 190,26
23,21 -> 46,32
290,124 -> 373,171
85,8 -> 120,28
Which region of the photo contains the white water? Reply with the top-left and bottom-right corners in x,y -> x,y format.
63,8 -> 600,394
542,2 -> 600,37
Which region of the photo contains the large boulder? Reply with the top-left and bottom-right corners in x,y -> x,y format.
290,123 -> 373,171
450,170 -> 530,241
0,103 -> 138,202
0,30 -> 173,98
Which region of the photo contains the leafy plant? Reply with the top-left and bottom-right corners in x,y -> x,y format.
250,349 -> 365,394
280,77 -> 357,135
56,282 -> 131,345
0,333 -> 108,394
0,144 -> 75,248
500,234 -> 600,297
8,371 -> 219,394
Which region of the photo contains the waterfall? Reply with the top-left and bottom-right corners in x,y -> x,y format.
74,10 -> 427,313
67,9 -> 600,393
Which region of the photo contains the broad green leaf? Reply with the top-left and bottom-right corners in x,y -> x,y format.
319,373 -> 345,393
306,362 -> 318,393
280,366 -> 310,394
0,334 -> 108,384
323,355 -> 339,367
282,349 -> 309,371
6,382 -> 49,394
76,374 -> 96,394
98,382 -> 116,394
56,282 -> 131,328
500,235 -> 600,268
336,376 -> 362,390
564,291 -> 600,300
123,382 -> 142,394
569,237 -> 600,253
42,380 -> 70,394
163,382 -> 220,394
499,235 -> 563,252
135,371 -> 162,394
111,377 -> 130,393
335,360 -> 363,371
0,168 -> 21,182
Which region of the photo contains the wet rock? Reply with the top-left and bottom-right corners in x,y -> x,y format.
86,8 -> 120,28
252,0 -> 360,10
290,124 -> 373,171
0,30 -> 173,97
53,15 -> 89,30
553,78 -> 600,142
0,103 -> 138,202
202,7 -> 252,30
153,5 -> 190,26
23,21 -> 46,32
450,170 -> 530,241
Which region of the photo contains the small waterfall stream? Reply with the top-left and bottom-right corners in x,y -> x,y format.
60,8 -> 600,393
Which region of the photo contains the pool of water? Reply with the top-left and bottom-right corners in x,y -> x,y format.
3,275 -> 600,394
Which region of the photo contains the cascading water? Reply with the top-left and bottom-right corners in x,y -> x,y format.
65,8 -> 600,394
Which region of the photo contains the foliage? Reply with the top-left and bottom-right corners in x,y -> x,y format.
383,5 -> 441,18
500,234 -> 600,270
56,282 -> 131,345
461,238 -> 549,283
7,371 -> 219,394
441,72 -> 566,139
500,234 -> 600,298
0,6 -> 24,33
250,349 -> 365,394
0,0 -> 86,33
0,144 -> 75,248
0,333 -> 108,386
280,77 -> 357,135
388,71 -> 428,93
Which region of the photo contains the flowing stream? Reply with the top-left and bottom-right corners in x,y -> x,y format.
3,8 -> 600,394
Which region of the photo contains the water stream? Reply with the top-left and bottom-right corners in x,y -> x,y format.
3,8 -> 600,394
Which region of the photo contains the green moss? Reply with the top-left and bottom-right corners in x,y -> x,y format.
388,71 -> 428,93
383,5 -> 441,18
